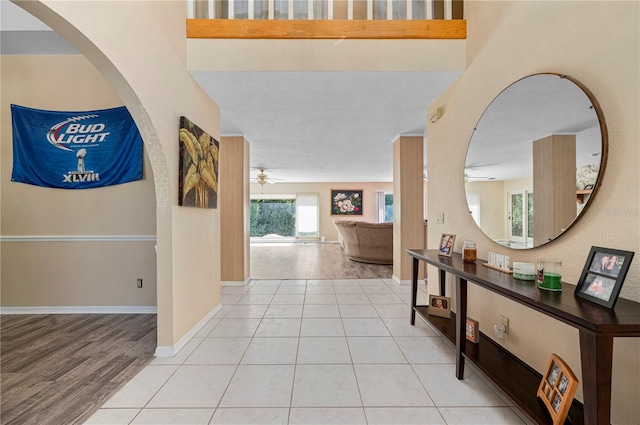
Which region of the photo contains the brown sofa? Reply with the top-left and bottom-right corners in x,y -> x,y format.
333,220 -> 393,265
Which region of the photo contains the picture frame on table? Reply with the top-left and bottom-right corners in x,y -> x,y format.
438,233 -> 456,257
428,295 -> 451,318
465,317 -> 480,343
536,353 -> 579,425
574,246 -> 634,309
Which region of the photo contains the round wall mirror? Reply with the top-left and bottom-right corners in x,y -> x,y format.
464,74 -> 607,249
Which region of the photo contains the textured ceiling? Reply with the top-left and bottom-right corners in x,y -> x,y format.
190,71 -> 461,183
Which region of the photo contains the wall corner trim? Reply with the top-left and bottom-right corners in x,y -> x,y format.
154,303 -> 223,357
392,275 -> 411,285
222,277 -> 251,287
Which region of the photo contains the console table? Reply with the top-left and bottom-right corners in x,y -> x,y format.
408,249 -> 640,425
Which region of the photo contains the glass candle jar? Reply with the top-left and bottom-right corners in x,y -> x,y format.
463,241 -> 477,263
513,262 -> 536,281
537,259 -> 562,291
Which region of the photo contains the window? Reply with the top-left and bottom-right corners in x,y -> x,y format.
250,194 -> 319,239
296,194 -> 319,238
250,196 -> 295,237
385,194 -> 394,222
509,190 -> 533,245
376,191 -> 393,223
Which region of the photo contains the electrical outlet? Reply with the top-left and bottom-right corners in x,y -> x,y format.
500,315 -> 509,335
436,212 -> 445,224
137,279 -> 143,288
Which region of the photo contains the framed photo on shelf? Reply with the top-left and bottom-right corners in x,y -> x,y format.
574,246 -> 634,309
330,189 -> 363,216
438,233 -> 456,257
465,317 -> 480,343
536,353 -> 579,425
428,295 -> 451,318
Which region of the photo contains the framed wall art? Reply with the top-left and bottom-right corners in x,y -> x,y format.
331,189 -> 363,215
574,246 -> 634,309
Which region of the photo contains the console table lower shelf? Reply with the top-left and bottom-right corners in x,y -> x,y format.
415,306 -> 584,425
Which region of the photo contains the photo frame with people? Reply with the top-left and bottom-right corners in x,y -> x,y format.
574,246 -> 634,309
438,233 -> 456,257
428,295 -> 451,318
536,353 -> 579,425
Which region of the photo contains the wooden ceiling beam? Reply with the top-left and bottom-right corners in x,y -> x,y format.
187,19 -> 466,40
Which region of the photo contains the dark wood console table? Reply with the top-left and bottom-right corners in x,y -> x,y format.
408,249 -> 640,425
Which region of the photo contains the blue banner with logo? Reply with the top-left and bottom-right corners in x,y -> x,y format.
11,104 -> 143,189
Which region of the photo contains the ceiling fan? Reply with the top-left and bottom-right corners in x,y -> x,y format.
464,172 -> 496,182
251,169 -> 283,186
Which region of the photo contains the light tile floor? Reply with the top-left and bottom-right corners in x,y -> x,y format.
85,279 -> 533,425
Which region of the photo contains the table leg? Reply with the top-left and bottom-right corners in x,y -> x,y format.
455,276 -> 467,380
411,256 -> 419,325
439,268 -> 446,296
579,330 -> 613,425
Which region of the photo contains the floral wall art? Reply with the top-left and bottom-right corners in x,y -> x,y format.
331,189 -> 363,215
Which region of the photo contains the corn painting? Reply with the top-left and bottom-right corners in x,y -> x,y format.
178,116 -> 219,208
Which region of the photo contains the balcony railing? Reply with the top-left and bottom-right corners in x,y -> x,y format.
189,0 -> 463,20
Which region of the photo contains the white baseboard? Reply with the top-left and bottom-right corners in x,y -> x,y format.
391,275 -> 411,285
154,303 -> 222,357
0,306 -> 157,314
222,277 -> 251,287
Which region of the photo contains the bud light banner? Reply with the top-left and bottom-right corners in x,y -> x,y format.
11,104 -> 143,189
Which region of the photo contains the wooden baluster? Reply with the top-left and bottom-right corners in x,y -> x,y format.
426,0 -> 433,19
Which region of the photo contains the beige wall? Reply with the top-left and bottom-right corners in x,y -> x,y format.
427,2 -> 639,423
1,55 -> 157,308
251,181 -> 394,241
17,1 -> 223,350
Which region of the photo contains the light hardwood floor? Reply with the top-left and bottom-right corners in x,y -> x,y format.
0,243 -> 391,424
250,242 -> 392,280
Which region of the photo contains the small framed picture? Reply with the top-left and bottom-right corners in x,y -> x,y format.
574,246 -> 634,309
428,295 -> 451,318
465,317 -> 479,343
438,233 -> 456,257
536,354 -> 579,425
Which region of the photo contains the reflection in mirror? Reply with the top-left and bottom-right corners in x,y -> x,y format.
465,74 -> 606,249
